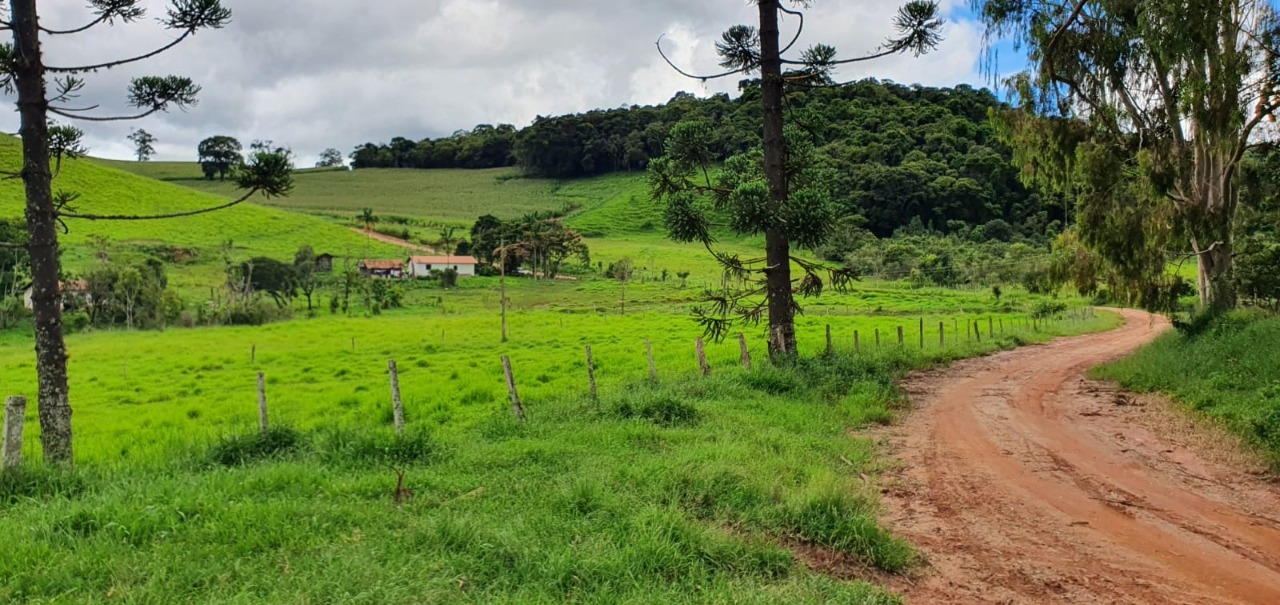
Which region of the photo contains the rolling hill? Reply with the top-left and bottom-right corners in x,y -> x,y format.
98,158 -> 769,279
1,137 -> 401,293
96,159 -> 589,225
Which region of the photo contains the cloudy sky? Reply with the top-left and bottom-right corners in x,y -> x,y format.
9,0 -> 1013,165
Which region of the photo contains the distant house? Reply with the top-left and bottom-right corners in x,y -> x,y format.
359,259 -> 404,279
408,256 -> 479,279
314,253 -> 334,273
23,280 -> 89,310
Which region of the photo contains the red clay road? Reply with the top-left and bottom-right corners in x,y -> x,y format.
880,309 -> 1280,604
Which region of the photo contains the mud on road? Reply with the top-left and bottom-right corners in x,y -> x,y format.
878,309 -> 1280,604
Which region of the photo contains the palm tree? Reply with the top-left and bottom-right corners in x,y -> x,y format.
437,226 -> 461,287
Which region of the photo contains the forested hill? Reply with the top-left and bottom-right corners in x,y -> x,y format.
351,79 -> 1063,238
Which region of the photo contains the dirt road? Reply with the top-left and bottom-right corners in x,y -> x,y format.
351,228 -> 434,253
881,309 -> 1280,604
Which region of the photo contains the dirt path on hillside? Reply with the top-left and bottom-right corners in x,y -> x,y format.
878,309 -> 1280,604
350,228 -> 434,253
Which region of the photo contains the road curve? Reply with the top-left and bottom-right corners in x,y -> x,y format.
880,309 -> 1280,604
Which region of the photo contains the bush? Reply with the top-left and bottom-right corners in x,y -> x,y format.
209,426 -> 303,466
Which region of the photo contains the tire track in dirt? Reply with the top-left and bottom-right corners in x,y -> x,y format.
878,309 -> 1280,604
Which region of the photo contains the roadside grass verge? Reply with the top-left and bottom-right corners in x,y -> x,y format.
1094,310 -> 1280,469
0,312 -> 1118,603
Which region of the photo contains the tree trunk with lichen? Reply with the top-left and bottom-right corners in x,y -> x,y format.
758,0 -> 796,358
11,0 -> 74,464
1188,144 -> 1238,312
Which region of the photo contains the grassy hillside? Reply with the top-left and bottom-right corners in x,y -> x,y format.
2,138 -> 401,293
97,159 -> 585,224
98,157 -> 775,282
1094,311 -> 1280,467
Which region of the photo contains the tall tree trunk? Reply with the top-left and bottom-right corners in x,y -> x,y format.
1196,238 -> 1235,311
758,0 -> 796,357
1192,159 -> 1238,312
11,0 -> 74,463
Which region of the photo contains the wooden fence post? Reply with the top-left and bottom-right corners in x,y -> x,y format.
825,325 -> 833,356
854,330 -> 860,354
251,344 -> 256,365
939,321 -> 944,347
696,338 -> 710,376
645,338 -> 658,381
919,317 -> 924,349
967,320 -> 972,341
974,321 -> 982,343
388,359 -> 405,436
502,355 -> 526,422
584,345 -> 598,401
256,372 -> 269,434
897,326 -> 904,347
875,328 -> 881,349
738,333 -> 752,370
999,317 -> 1004,334
988,317 -> 993,337
2,396 -> 25,469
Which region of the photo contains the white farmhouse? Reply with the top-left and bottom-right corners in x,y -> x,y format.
409,255 -> 479,278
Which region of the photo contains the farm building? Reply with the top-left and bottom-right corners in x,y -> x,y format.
314,253 -> 334,273
23,280 -> 90,310
409,256 -> 480,278
358,259 -> 404,279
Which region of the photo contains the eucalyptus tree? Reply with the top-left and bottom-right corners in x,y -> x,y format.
651,0 -> 943,356
3,0 -> 293,463
974,0 -> 1280,310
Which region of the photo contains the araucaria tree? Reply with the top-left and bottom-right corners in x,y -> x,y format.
3,0 -> 293,463
127,128 -> 156,161
650,0 -> 943,355
975,0 -> 1280,311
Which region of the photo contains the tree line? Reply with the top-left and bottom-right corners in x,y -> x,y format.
349,79 -> 1061,239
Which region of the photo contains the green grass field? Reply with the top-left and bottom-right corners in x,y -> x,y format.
0,288 -> 1116,603
1094,310 -> 1280,468
2,137 -> 403,296
0,146 -> 1132,603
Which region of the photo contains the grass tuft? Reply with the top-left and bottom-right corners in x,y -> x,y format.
0,467 -> 85,505
208,426 -> 304,466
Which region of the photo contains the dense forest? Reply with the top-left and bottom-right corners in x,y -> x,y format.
350,79 -> 1064,239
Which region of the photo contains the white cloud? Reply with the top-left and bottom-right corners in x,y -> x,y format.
3,1 -> 996,165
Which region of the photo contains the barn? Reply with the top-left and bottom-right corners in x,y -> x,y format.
358,259 -> 404,279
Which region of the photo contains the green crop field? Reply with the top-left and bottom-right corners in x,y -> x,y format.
97,159 -> 596,225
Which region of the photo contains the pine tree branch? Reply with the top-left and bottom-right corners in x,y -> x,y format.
45,30 -> 191,73
60,189 -> 258,221
48,106 -> 160,122
39,14 -> 112,35
655,34 -> 749,81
